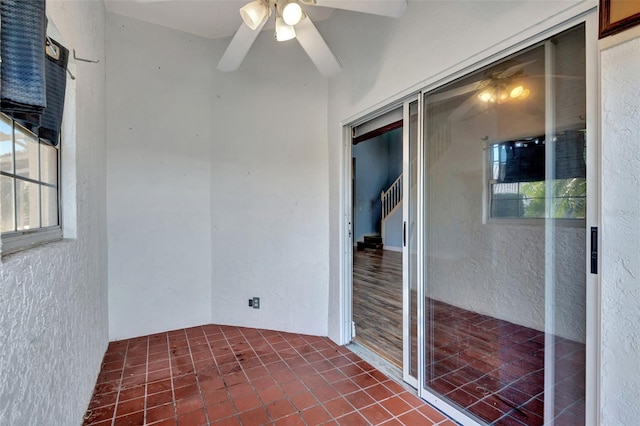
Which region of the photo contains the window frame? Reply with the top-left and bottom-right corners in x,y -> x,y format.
1,113 -> 62,255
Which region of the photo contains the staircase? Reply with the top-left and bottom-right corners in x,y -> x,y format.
356,174 -> 403,251
357,234 -> 384,251
381,174 -> 403,221
380,174 -> 403,248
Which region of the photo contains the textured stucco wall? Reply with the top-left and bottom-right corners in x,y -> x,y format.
106,13 -> 212,340
601,31 -> 640,425
0,1 -> 108,425
209,23 -> 329,336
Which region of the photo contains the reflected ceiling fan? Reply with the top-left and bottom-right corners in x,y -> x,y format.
218,0 -> 407,77
428,60 -> 540,121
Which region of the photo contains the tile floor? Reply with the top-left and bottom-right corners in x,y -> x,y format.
83,325 -> 455,426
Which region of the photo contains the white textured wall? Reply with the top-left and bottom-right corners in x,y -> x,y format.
0,1 -> 108,425
325,0 -> 594,344
209,27 -> 330,336
106,14 -> 329,338
601,30 -> 640,425
106,14 -> 212,340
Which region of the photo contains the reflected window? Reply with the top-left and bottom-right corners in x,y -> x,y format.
489,130 -> 586,219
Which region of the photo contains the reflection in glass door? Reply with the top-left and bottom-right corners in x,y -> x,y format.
421,25 -> 587,424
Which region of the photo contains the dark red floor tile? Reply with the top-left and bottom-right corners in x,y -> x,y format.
266,398 -> 296,420
332,378 -> 359,396
232,392 -> 262,413
147,390 -> 174,409
379,395 -> 412,417
145,403 -> 175,423
113,410 -> 145,425
177,408 -> 208,425
87,391 -> 118,410
273,413 -> 306,425
206,399 -> 236,421
300,405 -> 332,424
227,382 -> 254,399
83,404 -> 115,425
280,379 -> 307,396
238,406 -> 270,426
335,411 -> 368,425
343,389 -> 375,410
87,326 -> 461,426
360,403 -> 394,424
397,408 -> 432,425
257,385 -> 285,404
290,391 -> 319,411
175,395 -> 203,415
324,397 -> 355,418
114,397 -> 145,417
118,384 -> 145,402
312,384 -> 341,403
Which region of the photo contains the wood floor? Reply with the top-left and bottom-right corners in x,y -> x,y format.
352,248 -> 403,369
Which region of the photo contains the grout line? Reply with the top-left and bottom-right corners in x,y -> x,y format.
166,332 -> 178,423
142,335 -> 149,425
204,325 -> 244,425
184,326 -> 212,425
110,340 -> 129,426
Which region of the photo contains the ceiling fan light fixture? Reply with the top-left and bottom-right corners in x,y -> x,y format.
240,0 -> 270,30
275,17 -> 296,41
509,85 -> 524,99
282,1 -> 304,26
478,90 -> 495,103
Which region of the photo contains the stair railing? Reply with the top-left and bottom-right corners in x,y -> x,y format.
381,174 -> 403,221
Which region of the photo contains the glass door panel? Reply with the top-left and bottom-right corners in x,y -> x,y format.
403,99 -> 419,385
421,25 -> 586,425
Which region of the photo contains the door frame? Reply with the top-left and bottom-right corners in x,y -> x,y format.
402,96 -> 420,388
415,11 -> 600,426
339,8 -> 599,426
342,97 -> 419,372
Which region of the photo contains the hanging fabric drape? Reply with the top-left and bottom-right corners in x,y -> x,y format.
0,0 -> 69,145
0,0 -> 47,126
38,37 -> 68,145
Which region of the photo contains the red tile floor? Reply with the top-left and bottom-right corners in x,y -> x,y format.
83,325 -> 455,425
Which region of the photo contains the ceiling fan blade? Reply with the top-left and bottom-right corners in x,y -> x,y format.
295,16 -> 342,77
217,21 -> 267,72
304,0 -> 407,18
428,82 -> 483,103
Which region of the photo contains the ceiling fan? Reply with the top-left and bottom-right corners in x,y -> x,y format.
218,0 -> 408,77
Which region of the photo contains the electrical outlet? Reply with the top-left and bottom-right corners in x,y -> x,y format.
248,299 -> 253,307
252,297 -> 260,309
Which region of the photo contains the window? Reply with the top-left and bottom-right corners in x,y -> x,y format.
489,130 -> 586,219
1,113 -> 61,253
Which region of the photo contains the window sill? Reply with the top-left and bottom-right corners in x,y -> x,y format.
1,226 -> 63,256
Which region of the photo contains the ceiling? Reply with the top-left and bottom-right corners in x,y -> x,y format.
104,0 -> 335,40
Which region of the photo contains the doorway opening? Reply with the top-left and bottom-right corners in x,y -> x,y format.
350,101 -> 419,388
351,113 -> 403,368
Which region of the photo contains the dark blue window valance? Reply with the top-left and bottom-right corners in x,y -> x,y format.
0,0 -> 68,145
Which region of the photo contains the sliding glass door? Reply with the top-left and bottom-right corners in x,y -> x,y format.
421,25 -> 588,425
